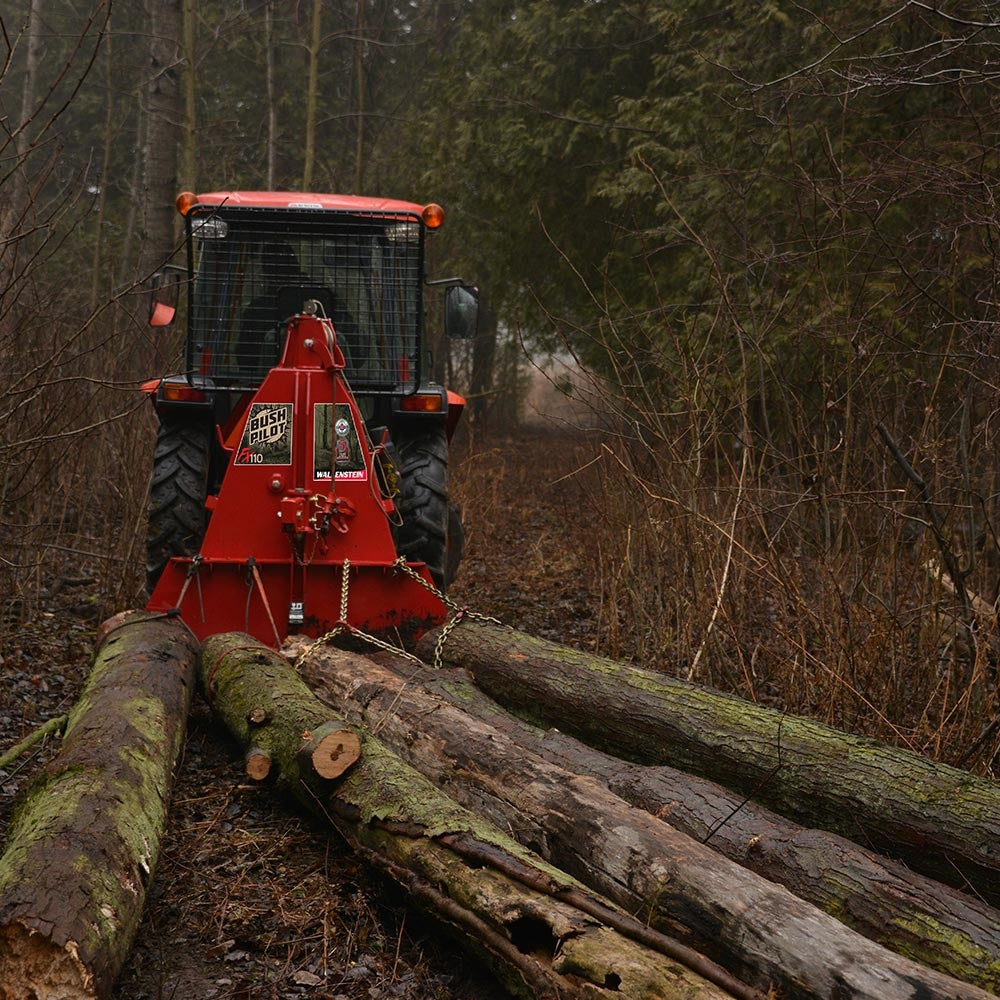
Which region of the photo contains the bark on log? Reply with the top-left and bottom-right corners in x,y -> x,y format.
418,621 -> 1000,903
200,633 -> 741,1000
0,613 -> 199,1000
299,644 -> 998,1000
364,653 -> 1000,994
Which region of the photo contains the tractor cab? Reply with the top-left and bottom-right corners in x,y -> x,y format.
143,191 -> 477,647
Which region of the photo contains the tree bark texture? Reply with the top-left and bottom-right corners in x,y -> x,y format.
0,613 -> 199,1000
298,643 -> 998,1000
200,633 -> 738,1000
363,653 -> 1000,994
138,0 -> 181,283
418,621 -> 1000,904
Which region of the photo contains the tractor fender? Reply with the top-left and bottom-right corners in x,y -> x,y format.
445,390 -> 465,441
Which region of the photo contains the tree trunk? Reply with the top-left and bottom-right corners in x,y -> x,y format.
89,10 -> 115,312
418,621 -> 1000,904
298,643 -> 998,1000
470,291 -> 498,427
181,0 -> 197,191
264,0 -> 276,189
138,0 -> 181,283
302,0 -> 322,191
365,652 -> 1000,994
200,633 -> 743,1000
0,613 -> 199,1000
354,0 -> 365,193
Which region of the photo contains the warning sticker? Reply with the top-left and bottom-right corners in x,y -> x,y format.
314,403 -> 367,480
236,403 -> 292,465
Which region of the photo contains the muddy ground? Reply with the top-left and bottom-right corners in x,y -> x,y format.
0,429 -> 608,999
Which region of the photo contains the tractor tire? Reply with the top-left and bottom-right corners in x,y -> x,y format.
395,424 -> 460,590
146,419 -> 211,596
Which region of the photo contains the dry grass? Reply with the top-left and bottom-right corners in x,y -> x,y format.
581,415 -> 1000,775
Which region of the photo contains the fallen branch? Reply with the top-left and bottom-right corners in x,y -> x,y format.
0,714 -> 68,772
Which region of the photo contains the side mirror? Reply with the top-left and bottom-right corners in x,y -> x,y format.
444,284 -> 479,339
148,270 -> 181,328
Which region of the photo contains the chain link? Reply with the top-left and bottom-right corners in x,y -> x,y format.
389,556 -> 505,667
339,558 -> 351,622
293,557 -> 505,671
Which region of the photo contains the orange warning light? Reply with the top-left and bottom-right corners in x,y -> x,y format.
175,191 -> 197,215
422,203 -> 445,229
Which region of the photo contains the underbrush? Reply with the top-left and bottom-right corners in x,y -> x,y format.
584,423 -> 1000,775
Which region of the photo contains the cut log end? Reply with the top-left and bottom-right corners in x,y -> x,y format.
298,723 -> 361,780
244,746 -> 272,782
0,922 -> 93,1000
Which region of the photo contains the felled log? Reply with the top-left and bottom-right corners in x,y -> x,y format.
205,643 -> 361,784
298,644 -> 999,1000
418,620 -> 1000,903
0,613 -> 199,1000
200,633 -> 747,1000
363,652 -> 1000,994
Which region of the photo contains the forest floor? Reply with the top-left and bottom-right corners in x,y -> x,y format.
0,426 -> 609,1000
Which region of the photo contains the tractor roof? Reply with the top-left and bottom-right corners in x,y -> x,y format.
193,191 -> 426,215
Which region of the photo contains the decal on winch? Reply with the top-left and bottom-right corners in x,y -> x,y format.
314,403 -> 367,480
235,403 -> 292,465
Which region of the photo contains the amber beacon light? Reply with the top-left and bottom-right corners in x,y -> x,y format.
175,191 -> 197,215
422,203 -> 445,229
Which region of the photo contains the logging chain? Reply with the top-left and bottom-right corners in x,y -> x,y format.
292,556 -> 508,670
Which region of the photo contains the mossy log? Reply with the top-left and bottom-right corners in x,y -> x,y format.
418,621 -> 1000,903
363,652 -> 1000,994
200,633 -> 742,1000
0,613 -> 199,1000
299,644 -> 998,1000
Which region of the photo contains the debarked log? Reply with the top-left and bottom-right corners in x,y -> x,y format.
201,633 -> 747,1000
0,613 -> 200,1000
418,620 -> 1000,903
364,652 -> 1000,995
299,643 -> 998,1000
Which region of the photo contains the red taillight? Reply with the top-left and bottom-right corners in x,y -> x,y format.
162,383 -> 207,403
399,393 -> 443,413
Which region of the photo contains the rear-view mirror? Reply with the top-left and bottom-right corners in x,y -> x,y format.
148,269 -> 181,328
444,284 -> 479,339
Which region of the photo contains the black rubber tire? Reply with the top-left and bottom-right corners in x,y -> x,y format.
395,424 -> 458,590
146,419 -> 211,595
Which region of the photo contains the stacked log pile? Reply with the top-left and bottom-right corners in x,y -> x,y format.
2,612 -> 1000,999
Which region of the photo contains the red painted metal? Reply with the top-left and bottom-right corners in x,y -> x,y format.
146,311 -> 446,647
192,191 -> 426,216
445,390 -> 466,441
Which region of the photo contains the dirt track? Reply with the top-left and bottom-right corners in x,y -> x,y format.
0,429 -> 606,1000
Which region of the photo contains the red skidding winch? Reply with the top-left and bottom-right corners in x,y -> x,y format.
142,191 -> 478,647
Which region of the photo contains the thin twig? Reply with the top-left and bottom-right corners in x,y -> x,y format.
688,441 -> 749,680
0,713 -> 68,772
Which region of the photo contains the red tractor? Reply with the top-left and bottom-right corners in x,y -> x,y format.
143,191 -> 477,647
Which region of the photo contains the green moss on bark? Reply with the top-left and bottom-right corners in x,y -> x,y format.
421,621 -> 1000,902
0,614 -> 199,998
